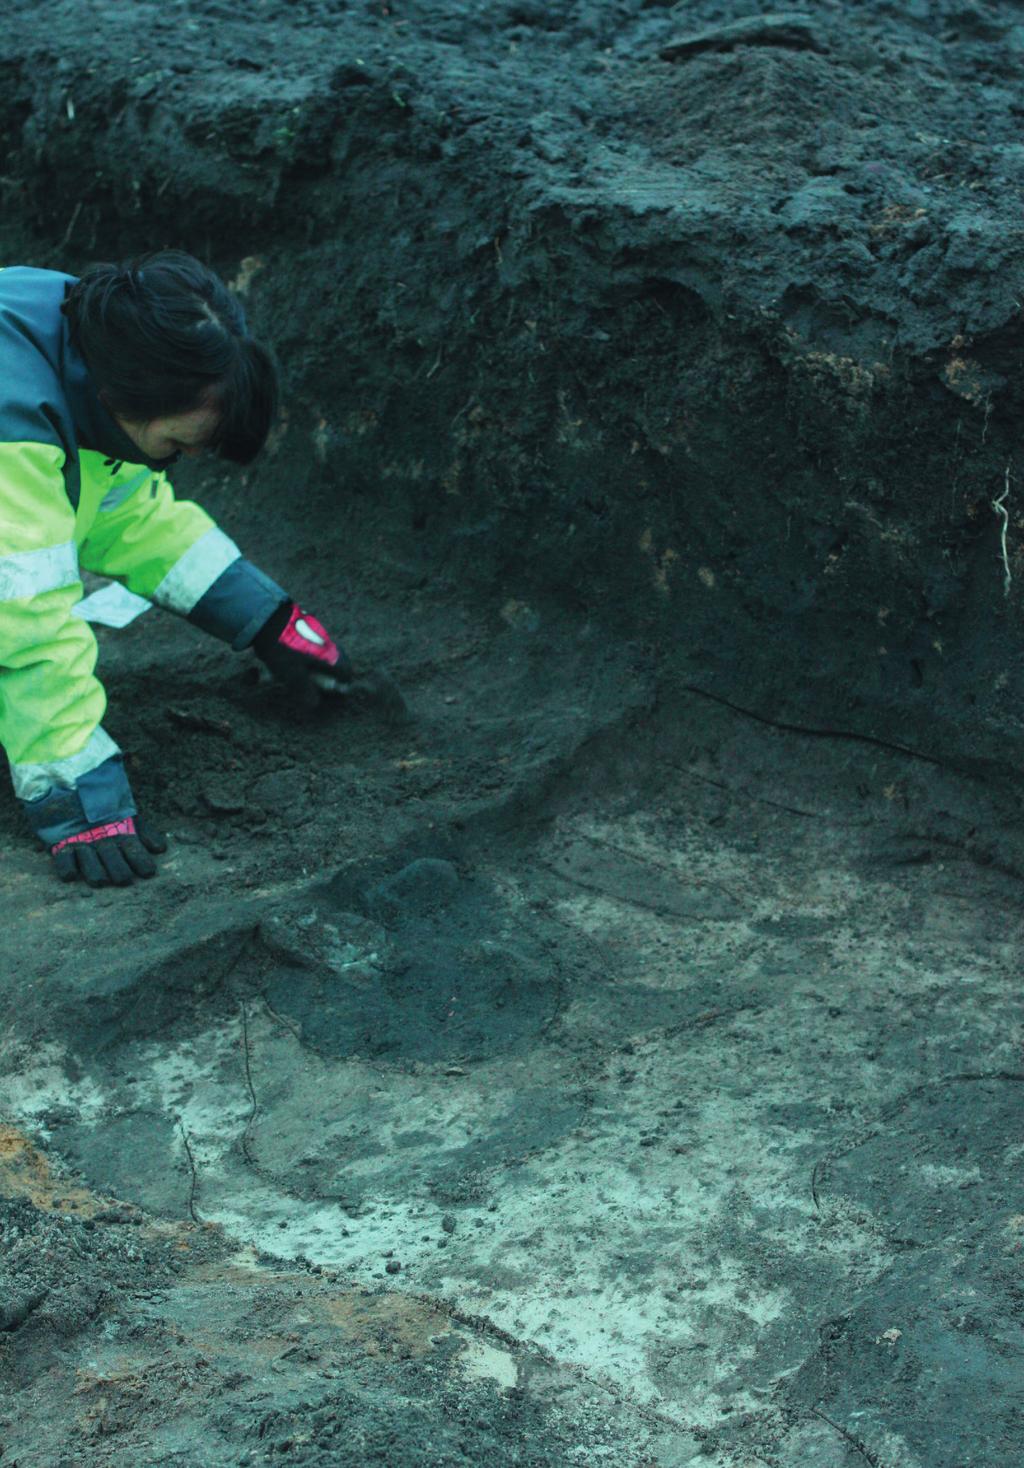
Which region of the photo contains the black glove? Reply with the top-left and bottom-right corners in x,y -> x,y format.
252,600 -> 354,703
21,752 -> 168,888
49,815 -> 167,886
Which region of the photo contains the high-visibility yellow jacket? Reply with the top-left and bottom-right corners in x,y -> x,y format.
0,266 -> 287,842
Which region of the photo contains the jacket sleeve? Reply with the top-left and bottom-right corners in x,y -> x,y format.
0,439 -> 116,806
80,470 -> 288,650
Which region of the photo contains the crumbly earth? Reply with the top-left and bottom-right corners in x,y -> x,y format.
2,2 -> 1024,1465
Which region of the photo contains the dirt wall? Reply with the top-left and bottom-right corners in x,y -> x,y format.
5,0 -> 1024,818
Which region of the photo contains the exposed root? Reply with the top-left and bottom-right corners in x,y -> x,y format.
673,765 -> 870,826
811,1407 -> 890,1468
239,1001 -> 260,1169
993,464 -> 1012,599
176,1119 -> 203,1225
681,685 -> 950,769
576,829 -> 744,906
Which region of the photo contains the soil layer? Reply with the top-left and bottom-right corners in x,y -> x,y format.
2,3 -> 1024,1465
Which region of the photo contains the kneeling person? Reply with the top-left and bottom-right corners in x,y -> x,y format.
0,251 -> 351,886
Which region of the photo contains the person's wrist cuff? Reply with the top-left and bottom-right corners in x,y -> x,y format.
20,755 -> 137,846
187,559 -> 290,650
252,597 -> 295,658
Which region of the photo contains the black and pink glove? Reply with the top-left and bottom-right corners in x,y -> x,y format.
251,600 -> 354,703
20,753 -> 168,887
49,816 -> 167,886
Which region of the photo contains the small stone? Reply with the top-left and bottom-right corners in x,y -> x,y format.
441,1214 -> 456,1234
385,1259 -> 402,1274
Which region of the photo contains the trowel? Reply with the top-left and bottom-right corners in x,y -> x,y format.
312,666 -> 410,724
250,660 -> 410,722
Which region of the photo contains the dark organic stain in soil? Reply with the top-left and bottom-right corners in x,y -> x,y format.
259,855 -> 566,1063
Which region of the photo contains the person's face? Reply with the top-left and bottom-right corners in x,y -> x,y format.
115,403 -> 220,461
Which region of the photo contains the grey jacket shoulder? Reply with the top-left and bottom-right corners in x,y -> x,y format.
0,267 -> 77,452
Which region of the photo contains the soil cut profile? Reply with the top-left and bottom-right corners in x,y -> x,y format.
2,2 -> 1024,1465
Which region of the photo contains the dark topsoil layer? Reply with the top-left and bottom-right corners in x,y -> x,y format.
3,2 -> 1024,1465
3,0 -> 1024,799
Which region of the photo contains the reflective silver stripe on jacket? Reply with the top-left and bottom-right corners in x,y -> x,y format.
99,468 -> 152,512
152,528 -> 241,614
0,540 -> 79,602
10,725 -> 121,801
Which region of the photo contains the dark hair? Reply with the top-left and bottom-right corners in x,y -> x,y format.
62,250 -> 278,465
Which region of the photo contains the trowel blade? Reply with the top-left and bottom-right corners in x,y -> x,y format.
312,667 -> 410,724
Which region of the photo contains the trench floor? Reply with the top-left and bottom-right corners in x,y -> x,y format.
1,564 -> 1022,1467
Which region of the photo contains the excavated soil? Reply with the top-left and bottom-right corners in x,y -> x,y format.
2,3 -> 1024,1465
